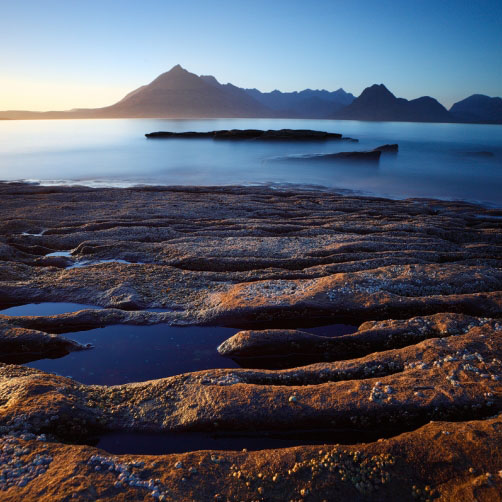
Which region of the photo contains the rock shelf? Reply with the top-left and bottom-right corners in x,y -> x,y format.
145,128 -> 357,141
0,182 -> 501,500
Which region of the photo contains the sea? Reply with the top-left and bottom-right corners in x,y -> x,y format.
1,118 -> 501,206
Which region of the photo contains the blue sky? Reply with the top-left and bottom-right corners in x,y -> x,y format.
0,0 -> 500,110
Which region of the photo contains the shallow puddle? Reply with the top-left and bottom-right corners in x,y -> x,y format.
94,426 -> 406,454
43,249 -> 140,268
24,324 -> 240,385
0,302 -> 103,316
21,230 -> 46,236
67,259 -> 137,269
20,323 -> 356,384
0,300 -> 358,383
45,251 -> 73,258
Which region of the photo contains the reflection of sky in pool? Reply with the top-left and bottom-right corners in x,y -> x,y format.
0,302 -> 103,316
0,302 -> 358,385
25,324 -> 239,385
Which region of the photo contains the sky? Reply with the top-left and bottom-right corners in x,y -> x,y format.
0,0 -> 501,111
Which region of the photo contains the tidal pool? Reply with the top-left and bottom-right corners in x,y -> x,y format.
24,324 -> 239,385
95,425 -> 410,454
0,302 -> 103,316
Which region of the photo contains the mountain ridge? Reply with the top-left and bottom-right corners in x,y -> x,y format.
450,94 -> 502,124
0,65 -> 500,123
334,84 -> 452,122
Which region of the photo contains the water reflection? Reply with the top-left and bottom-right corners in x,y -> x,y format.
0,118 -> 500,205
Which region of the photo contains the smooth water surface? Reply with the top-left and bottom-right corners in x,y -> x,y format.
96,427 -> 406,454
18,318 -> 356,385
0,118 -> 501,205
0,302 -> 102,316
25,324 -> 239,384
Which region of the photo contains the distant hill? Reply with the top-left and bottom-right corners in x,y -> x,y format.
0,66 -> 499,123
243,88 -> 355,118
334,84 -> 452,123
449,94 -> 502,124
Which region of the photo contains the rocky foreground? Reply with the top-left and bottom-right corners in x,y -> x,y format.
0,182 -> 501,501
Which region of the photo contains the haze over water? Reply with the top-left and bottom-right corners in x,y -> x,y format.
1,118 -> 501,206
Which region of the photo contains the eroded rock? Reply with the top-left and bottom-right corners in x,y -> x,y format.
217,313 -> 502,363
2,184 -> 501,325
0,322 -> 88,363
1,183 -> 502,501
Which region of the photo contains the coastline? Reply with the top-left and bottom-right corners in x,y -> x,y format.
3,180 -> 502,210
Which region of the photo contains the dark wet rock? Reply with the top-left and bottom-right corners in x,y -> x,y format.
373,143 -> 399,152
1,308 -> 172,334
460,151 -> 495,158
319,150 -> 381,161
218,329 -> 331,358
33,255 -> 74,268
145,128 -> 347,140
0,322 -> 88,363
284,150 -> 381,162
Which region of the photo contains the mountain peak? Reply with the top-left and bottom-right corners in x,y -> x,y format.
450,94 -> 502,123
362,83 -> 395,98
336,83 -> 452,122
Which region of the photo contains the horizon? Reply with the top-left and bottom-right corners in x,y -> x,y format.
1,0 -> 501,111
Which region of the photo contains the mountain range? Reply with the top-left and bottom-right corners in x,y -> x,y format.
0,65 -> 500,124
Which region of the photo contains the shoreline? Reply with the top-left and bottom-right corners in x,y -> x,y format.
2,114 -> 502,126
3,180 -> 502,211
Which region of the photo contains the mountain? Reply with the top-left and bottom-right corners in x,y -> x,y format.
98,65 -> 274,118
0,66 -> 499,123
243,88 -> 355,118
335,84 -> 452,122
449,94 -> 502,124
0,65 -> 274,120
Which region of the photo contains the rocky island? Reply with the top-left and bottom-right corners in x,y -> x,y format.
0,182 -> 501,501
145,128 -> 357,141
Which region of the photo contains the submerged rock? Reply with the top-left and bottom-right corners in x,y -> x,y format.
460,151 -> 495,157
373,143 -> 399,152
283,150 -> 381,162
318,150 -> 382,161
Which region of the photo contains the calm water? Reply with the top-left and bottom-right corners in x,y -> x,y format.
18,322 -> 356,385
24,324 -> 239,385
95,426 -> 405,454
0,302 -> 356,384
0,302 -> 103,316
0,118 -> 501,206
